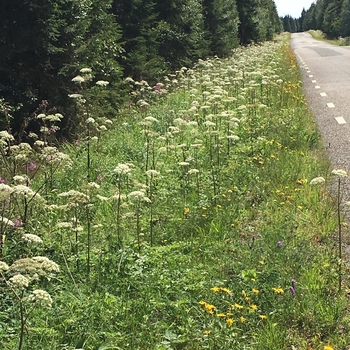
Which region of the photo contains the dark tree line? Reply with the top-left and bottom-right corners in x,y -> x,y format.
283,0 -> 350,38
0,0 -> 282,137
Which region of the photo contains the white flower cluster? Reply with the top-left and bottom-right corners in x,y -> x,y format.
128,191 -> 151,203
58,190 -> 90,204
114,163 -> 132,175
28,289 -> 53,308
0,183 -> 13,201
9,274 -> 29,288
331,169 -> 347,178
309,177 -> 325,185
13,175 -> 29,185
32,256 -> 60,273
0,217 -> 14,227
22,234 -> 43,245
0,130 -> 14,142
96,80 -> 109,87
0,261 -> 9,272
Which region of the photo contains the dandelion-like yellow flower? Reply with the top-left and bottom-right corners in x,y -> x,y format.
220,287 -> 232,294
324,345 -> 334,350
199,301 -> 216,315
226,318 -> 234,326
211,286 -> 220,292
240,316 -> 246,323
184,207 -> 190,215
250,304 -> 258,311
203,330 -> 211,335
234,303 -> 244,309
272,288 -> 284,294
252,288 -> 259,294
259,315 -> 267,320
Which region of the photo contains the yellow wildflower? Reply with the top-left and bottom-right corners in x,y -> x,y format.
217,313 -> 226,318
226,318 -> 234,326
272,288 -> 284,294
203,330 -> 211,335
184,207 -> 190,215
259,315 -> 268,320
210,286 -> 220,292
252,288 -> 259,294
240,316 -> 246,323
199,301 -> 216,315
324,346 -> 334,350
221,287 -> 232,294
234,303 -> 244,309
250,304 -> 258,311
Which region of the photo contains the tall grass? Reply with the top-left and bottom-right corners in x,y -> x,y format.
0,34 -> 348,349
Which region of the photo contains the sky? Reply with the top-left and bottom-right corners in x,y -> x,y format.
274,0 -> 315,18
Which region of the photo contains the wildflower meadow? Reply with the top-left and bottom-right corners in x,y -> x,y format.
1,34 -> 349,349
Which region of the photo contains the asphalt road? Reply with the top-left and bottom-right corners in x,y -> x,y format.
291,32 -> 350,171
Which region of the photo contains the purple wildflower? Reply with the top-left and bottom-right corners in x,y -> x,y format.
277,241 -> 283,247
27,162 -> 37,171
292,279 -> 296,290
289,287 -> 295,297
13,219 -> 23,228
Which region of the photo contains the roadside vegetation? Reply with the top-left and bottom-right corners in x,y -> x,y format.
1,33 -> 349,349
308,29 -> 350,46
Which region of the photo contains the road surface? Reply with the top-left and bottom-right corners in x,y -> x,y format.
291,32 -> 350,171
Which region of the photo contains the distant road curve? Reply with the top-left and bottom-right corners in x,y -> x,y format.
291,32 -> 350,172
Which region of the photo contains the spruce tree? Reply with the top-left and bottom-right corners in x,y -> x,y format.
203,0 -> 240,57
340,0 -> 350,37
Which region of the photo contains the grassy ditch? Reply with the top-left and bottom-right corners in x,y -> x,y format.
0,34 -> 349,349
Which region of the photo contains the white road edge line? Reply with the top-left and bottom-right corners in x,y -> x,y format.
327,103 -> 335,108
320,92 -> 327,97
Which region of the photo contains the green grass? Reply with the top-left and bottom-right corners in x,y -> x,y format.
0,34 -> 349,350
308,29 -> 350,46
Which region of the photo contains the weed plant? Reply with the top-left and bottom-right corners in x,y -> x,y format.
0,34 -> 348,349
